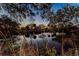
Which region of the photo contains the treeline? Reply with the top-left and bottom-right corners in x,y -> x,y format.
0,16 -> 79,39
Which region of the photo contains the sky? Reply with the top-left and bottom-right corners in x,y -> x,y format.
20,3 -> 65,27
52,3 -> 79,12
0,3 -> 79,27
52,3 -> 65,12
20,3 -> 79,27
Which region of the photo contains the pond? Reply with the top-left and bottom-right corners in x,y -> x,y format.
12,32 -> 61,53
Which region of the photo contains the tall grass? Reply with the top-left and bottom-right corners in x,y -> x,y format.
0,28 -> 79,56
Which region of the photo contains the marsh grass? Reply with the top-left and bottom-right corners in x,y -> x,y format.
0,26 -> 79,56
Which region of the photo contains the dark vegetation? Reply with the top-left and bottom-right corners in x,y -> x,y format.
0,3 -> 79,56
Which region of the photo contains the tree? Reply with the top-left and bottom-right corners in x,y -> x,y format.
0,3 -> 53,22
0,15 -> 20,38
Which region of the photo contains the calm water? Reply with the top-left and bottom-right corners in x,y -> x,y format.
13,33 -> 61,52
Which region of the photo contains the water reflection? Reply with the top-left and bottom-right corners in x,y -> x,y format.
13,33 -> 61,54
